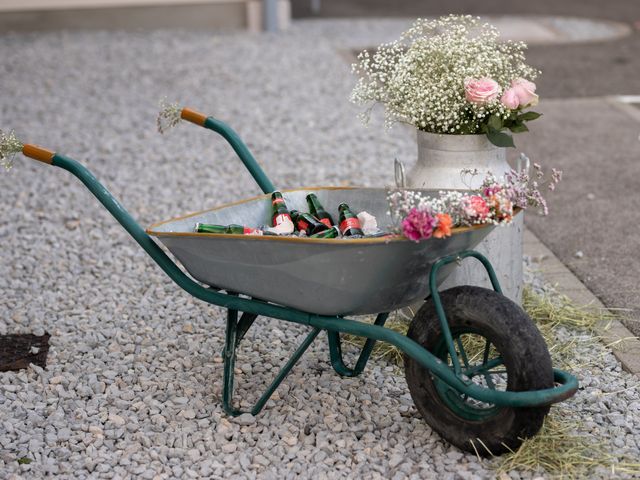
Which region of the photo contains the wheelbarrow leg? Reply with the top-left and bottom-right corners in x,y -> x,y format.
222,306 -> 241,415
221,306 -> 321,416
219,311 -> 258,358
235,312 -> 258,344
327,312 -> 389,377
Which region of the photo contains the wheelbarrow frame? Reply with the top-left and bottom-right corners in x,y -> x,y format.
17,108 -> 578,418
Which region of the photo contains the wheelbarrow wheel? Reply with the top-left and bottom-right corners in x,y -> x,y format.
404,285 -> 553,456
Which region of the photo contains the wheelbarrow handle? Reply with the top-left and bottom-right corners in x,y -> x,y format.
16,144 -> 308,331
180,107 -> 276,195
16,146 -> 293,317
22,144 -> 55,164
181,107 -> 208,126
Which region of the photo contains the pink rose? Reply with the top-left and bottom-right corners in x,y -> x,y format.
464,78 -> 501,105
401,208 -> 436,242
510,78 -> 538,107
501,88 -> 520,109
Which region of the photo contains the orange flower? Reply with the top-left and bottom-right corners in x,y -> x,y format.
433,213 -> 453,239
489,194 -> 513,222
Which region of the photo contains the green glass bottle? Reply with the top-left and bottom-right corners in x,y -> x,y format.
195,223 -> 266,235
338,203 -> 364,237
195,223 -> 226,234
310,226 -> 341,239
271,191 -> 292,227
291,209 -> 329,235
306,193 -> 334,228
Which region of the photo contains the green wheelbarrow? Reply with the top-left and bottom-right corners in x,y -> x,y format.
11,107 -> 577,455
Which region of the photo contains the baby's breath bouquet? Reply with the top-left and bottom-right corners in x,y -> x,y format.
351,15 -> 541,147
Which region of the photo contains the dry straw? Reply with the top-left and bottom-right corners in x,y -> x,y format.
344,288 -> 640,478
495,412 -> 640,478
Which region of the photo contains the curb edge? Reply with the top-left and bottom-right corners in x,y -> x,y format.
524,228 -> 640,376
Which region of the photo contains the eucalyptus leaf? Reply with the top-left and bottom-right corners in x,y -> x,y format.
487,115 -> 503,132
518,111 -> 542,122
486,131 -> 515,148
509,123 -> 529,133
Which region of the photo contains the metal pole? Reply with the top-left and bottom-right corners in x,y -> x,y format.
263,0 -> 278,32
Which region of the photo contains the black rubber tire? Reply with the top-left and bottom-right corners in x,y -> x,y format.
404,286 -> 554,456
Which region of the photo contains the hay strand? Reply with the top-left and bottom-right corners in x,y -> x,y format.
345,288 -> 639,478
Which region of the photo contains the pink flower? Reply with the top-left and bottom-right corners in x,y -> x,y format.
464,78 -> 501,105
463,195 -> 490,220
501,88 -> 520,109
483,184 -> 502,197
401,208 -> 436,241
510,78 -> 538,107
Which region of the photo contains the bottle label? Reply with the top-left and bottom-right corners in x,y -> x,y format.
272,197 -> 285,205
243,227 -> 263,235
340,217 -> 361,233
273,213 -> 292,226
319,218 -> 332,228
297,219 -> 310,232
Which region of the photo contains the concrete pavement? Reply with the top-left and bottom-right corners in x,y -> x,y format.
525,228 -> 640,375
519,96 -> 640,336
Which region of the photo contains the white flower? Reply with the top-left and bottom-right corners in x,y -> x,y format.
351,15 -> 539,135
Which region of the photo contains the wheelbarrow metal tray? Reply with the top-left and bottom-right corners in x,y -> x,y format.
147,187 -> 494,316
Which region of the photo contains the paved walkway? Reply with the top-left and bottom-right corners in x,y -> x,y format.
519,97 -> 640,335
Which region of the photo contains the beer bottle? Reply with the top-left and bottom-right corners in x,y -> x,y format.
310,226 -> 340,239
271,192 -> 292,227
306,193 -> 334,228
291,209 -> 329,235
338,203 -> 364,237
195,223 -> 266,235
195,223 -> 226,234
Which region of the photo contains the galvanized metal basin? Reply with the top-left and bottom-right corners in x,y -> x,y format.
146,187 -> 494,316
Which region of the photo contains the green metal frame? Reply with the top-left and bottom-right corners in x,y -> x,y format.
28,114 -> 577,416
327,313 -> 389,378
45,152 -> 577,416
429,251 -> 502,378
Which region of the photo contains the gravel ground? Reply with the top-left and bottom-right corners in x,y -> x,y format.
1,20 -> 639,479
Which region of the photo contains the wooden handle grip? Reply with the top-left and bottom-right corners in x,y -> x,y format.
22,144 -> 55,164
181,107 -> 208,126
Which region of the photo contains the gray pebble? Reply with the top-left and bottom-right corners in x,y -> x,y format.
234,413 -> 256,426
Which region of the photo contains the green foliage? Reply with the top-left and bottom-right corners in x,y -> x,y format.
483,110 -> 541,146
518,111 -> 542,121
487,114 -> 503,132
486,130 -> 515,148
508,123 -> 529,133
